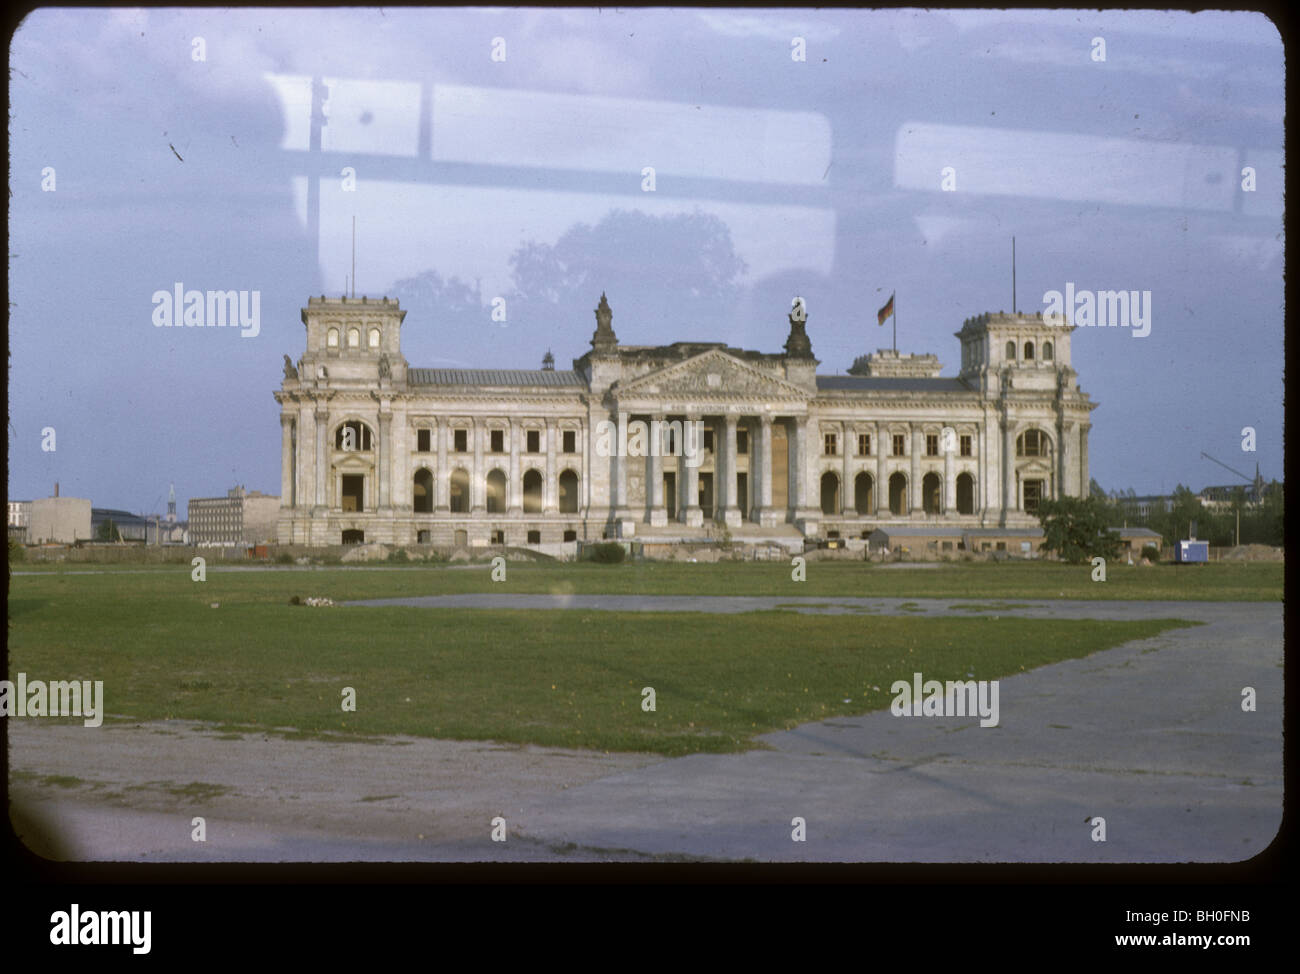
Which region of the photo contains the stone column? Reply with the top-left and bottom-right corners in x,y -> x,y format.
436,421 -> 450,511
876,427 -> 888,516
757,415 -> 778,526
314,405 -> 329,510
787,418 -> 802,513
792,416 -> 818,533
910,425 -> 923,516
721,414 -> 740,527
943,436 -> 955,513
1079,424 -> 1090,498
1059,423 -> 1073,497
683,413 -> 702,526
378,411 -> 393,510
1003,421 -> 1017,518
280,416 -> 294,507
841,424 -> 853,515
649,417 -> 666,526
508,420 -> 522,514
545,418 -> 558,513
472,418 -> 485,514
614,423 -> 628,514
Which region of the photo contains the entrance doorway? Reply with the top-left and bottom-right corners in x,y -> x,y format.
341,475 -> 364,512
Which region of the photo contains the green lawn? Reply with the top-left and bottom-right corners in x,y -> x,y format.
8,570 -> 1197,755
11,557 -> 1282,601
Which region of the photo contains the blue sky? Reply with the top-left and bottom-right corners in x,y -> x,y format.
8,8 -> 1283,513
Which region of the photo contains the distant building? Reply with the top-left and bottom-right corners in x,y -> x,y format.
1117,527 -> 1162,555
188,486 -> 280,545
8,500 -> 32,543
1198,467 -> 1276,509
91,508 -> 150,542
144,518 -> 189,545
1118,494 -> 1172,525
29,495 -> 92,544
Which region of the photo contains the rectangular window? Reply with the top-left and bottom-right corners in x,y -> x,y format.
824,433 -> 837,456
527,430 -> 540,453
563,430 -> 577,453
417,429 -> 432,452
491,529 -> 505,545
704,430 -> 714,452
926,434 -> 939,456
454,429 -> 468,453
960,434 -> 972,457
858,433 -> 870,456
736,430 -> 748,455
1023,479 -> 1044,514
527,530 -> 541,544
490,429 -> 505,453
892,434 -> 905,456
563,530 -> 577,542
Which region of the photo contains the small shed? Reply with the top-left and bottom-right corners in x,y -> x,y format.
1174,539 -> 1209,563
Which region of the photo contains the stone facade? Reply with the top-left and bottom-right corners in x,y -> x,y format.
29,497 -> 92,544
274,294 -> 1095,548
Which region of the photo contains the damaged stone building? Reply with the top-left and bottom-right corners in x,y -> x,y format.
273,293 -> 1095,552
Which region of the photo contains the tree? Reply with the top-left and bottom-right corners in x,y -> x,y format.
1036,495 -> 1122,563
389,269 -> 485,334
1150,485 -> 1204,546
96,519 -> 121,542
506,208 -> 748,338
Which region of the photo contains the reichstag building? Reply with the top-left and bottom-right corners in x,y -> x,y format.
273,294 -> 1095,549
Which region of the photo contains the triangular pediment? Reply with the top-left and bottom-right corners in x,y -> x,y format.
614,349 -> 809,403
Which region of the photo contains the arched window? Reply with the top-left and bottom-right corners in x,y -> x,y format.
820,472 -> 840,515
1024,341 -> 1035,360
1016,429 -> 1049,458
1005,340 -> 1016,361
922,472 -> 942,514
1043,341 -> 1054,361
485,470 -> 507,514
854,472 -> 873,514
888,472 -> 908,515
413,469 -> 433,513
334,420 -> 373,451
348,327 -> 360,349
956,473 -> 975,515
558,470 -> 580,514
522,470 -> 543,514
449,469 -> 469,513
368,328 -> 380,349
327,328 -> 339,349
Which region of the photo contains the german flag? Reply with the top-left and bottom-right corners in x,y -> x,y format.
877,292 -> 895,326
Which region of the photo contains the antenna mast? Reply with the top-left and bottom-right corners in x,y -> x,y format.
351,216 -> 356,298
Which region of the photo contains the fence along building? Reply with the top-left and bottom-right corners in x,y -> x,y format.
273,294 -> 1095,548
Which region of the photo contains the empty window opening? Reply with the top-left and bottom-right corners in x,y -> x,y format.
341,475 -> 364,512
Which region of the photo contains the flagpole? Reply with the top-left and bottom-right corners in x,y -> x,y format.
893,292 -> 897,353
